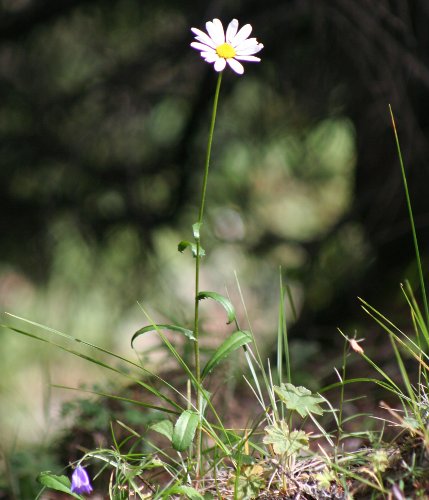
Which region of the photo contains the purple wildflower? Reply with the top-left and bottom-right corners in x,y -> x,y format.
71,465 -> 93,495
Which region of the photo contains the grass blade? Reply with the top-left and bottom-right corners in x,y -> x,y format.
389,105 -> 429,328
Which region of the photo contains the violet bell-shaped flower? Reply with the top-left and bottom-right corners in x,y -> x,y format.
71,465 -> 93,495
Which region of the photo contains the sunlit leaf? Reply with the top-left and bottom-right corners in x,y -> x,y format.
199,387 -> 212,417
202,330 -> 252,379
150,419 -> 173,442
197,291 -> 236,324
131,324 -> 195,346
192,222 -> 202,240
274,382 -> 324,418
263,420 -> 309,456
403,415 -> 420,430
172,410 -> 199,451
231,464 -> 265,499
37,472 -> 81,499
178,240 -> 205,257
315,468 -> 337,489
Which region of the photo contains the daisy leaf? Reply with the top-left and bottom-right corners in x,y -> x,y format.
165,485 -> 204,499
197,291 -> 236,324
150,419 -> 173,442
201,329 -> 252,379
172,410 -> 199,452
131,323 -> 195,345
192,222 -> 202,240
178,240 -> 205,258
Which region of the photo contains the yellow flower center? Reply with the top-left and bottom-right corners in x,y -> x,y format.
216,43 -> 236,59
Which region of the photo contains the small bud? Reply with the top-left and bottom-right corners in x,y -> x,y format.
349,338 -> 364,354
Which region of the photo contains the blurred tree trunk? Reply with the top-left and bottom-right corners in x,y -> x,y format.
289,0 -> 429,342
1,0 -> 429,345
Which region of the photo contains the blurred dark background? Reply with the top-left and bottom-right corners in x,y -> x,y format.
1,0 -> 429,496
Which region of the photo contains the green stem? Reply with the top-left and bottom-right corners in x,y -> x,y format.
337,340 -> 347,447
198,72 -> 223,224
389,105 -> 429,329
194,71 -> 222,475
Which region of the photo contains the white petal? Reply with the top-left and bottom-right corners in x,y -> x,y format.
235,55 -> 261,62
191,27 -> 217,49
226,19 -> 239,43
191,41 -> 214,53
206,18 -> 225,46
214,58 -> 226,72
235,43 -> 264,56
234,38 -> 259,50
191,27 -> 204,35
194,35 -> 216,48
227,58 -> 244,74
230,23 -> 252,46
202,52 -> 219,63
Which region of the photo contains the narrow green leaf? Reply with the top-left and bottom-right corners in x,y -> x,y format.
192,222 -> 202,240
150,419 -> 173,442
4,312 -> 146,372
202,330 -> 252,379
172,410 -> 199,451
389,106 -> 429,328
321,377 -> 401,397
54,384 -> 179,415
178,240 -> 205,257
37,472 -> 81,498
163,485 -> 204,499
3,324 -> 182,412
199,387 -> 212,417
131,324 -> 195,346
197,291 -> 236,324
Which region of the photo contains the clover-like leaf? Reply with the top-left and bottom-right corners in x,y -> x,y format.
274,383 -> 324,418
230,464 -> 265,500
315,468 -> 337,490
263,420 -> 309,456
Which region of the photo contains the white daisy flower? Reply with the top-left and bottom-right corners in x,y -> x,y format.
190,18 -> 263,75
